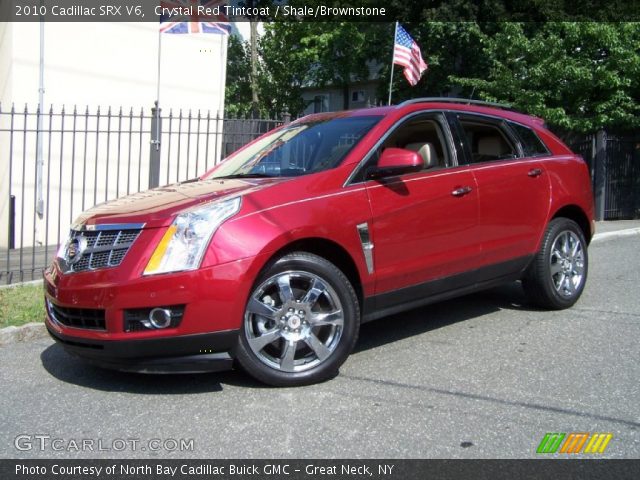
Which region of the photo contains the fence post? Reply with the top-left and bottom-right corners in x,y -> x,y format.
594,129 -> 607,221
282,111 -> 291,124
149,102 -> 162,189
8,195 -> 15,249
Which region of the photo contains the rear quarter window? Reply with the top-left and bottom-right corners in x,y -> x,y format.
508,122 -> 550,157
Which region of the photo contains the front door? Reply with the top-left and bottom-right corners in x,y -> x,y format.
359,113 -> 482,301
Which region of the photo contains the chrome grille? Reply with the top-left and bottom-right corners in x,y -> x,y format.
60,228 -> 141,273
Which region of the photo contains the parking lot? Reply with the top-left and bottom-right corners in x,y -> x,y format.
1,233 -> 638,459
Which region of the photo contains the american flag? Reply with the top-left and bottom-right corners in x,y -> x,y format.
160,0 -> 231,35
393,24 -> 428,86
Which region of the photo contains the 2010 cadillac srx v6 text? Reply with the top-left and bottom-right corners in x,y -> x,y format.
45,99 -> 594,386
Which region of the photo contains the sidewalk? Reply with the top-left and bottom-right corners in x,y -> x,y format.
595,219 -> 640,234
592,219 -> 640,243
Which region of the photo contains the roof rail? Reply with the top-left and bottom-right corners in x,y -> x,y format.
398,97 -> 514,110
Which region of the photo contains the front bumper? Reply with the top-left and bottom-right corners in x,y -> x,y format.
44,253 -> 270,373
47,326 -> 238,373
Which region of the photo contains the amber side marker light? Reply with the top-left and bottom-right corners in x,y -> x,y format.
144,225 -> 177,275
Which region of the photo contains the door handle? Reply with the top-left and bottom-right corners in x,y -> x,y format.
451,186 -> 473,197
528,168 -> 543,177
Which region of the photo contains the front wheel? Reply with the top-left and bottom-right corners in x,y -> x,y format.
235,252 -> 360,386
523,218 -> 589,309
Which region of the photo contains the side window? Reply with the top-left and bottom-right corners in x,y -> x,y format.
378,115 -> 451,169
350,113 -> 453,183
508,122 -> 550,157
458,115 -> 519,163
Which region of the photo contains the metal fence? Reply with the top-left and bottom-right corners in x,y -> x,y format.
0,103 -> 283,284
567,131 -> 640,221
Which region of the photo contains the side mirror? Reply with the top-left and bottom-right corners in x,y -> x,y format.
366,148 -> 424,180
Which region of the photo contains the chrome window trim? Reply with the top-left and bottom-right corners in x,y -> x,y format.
70,222 -> 146,231
344,107 -> 551,187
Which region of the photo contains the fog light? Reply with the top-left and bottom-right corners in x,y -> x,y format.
124,305 -> 185,332
145,308 -> 172,329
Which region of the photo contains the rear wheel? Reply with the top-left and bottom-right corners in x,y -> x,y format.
523,218 -> 588,309
235,252 -> 360,386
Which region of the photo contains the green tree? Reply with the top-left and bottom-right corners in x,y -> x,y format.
449,22 -> 640,132
224,34 -> 254,117
255,22 -> 312,117
381,22 -> 489,102
226,14 -> 639,132
259,21 -> 388,115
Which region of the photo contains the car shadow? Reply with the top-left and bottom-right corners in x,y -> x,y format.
354,281 -> 531,353
41,282 -> 534,393
40,345 -> 264,393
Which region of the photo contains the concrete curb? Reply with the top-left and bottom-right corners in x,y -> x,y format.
0,322 -> 47,347
592,227 -> 640,243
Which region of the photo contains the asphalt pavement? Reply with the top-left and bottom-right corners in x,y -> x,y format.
1,234 -> 638,459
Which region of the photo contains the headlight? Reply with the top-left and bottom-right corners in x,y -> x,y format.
143,197 -> 241,275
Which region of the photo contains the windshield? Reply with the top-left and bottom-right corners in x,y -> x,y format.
203,116 -> 381,179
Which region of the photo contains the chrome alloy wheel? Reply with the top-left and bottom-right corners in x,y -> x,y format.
549,230 -> 585,298
244,271 -> 344,373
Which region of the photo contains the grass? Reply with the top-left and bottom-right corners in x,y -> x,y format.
0,283 -> 45,329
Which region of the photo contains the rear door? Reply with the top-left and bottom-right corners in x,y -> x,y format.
355,112 -> 482,297
452,113 -> 551,268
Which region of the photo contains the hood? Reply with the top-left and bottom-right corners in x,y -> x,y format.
73,177 -> 287,229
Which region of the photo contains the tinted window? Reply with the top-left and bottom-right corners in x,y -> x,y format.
458,116 -> 519,163
205,116 -> 381,179
509,122 -> 550,156
380,116 -> 450,169
350,113 -> 452,183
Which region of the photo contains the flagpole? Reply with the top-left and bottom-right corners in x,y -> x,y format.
155,27 -> 162,151
36,4 -> 45,218
387,21 -> 398,106
217,32 -> 228,165
219,34 -> 228,116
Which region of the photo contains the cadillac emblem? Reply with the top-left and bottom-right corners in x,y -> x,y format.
65,236 -> 88,265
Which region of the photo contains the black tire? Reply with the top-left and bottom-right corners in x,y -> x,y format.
235,252 -> 360,387
523,218 -> 589,310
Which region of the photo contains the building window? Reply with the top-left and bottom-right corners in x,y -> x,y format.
351,90 -> 365,103
314,95 -> 329,113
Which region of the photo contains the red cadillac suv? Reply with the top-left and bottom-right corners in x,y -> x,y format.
45,98 -> 594,386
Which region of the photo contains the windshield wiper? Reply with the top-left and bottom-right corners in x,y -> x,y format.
178,177 -> 200,184
213,173 -> 277,179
